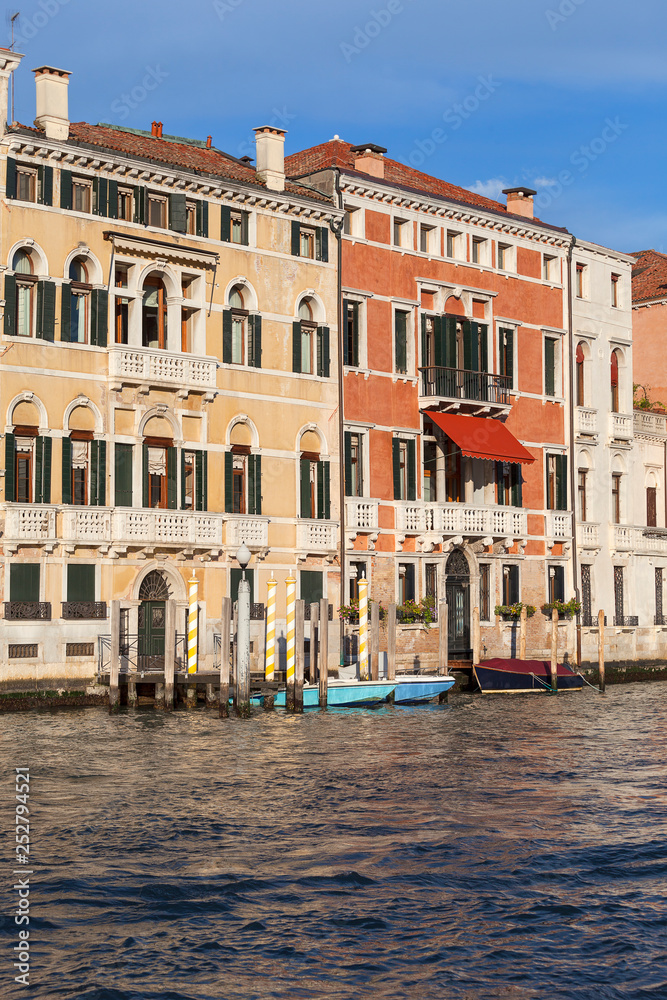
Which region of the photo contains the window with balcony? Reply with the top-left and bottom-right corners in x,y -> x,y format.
546,454 -> 568,511
9,563 -> 40,603
393,438 -> 416,501
5,428 -> 51,504
300,454 -> 330,519
343,299 -> 360,367
62,435 -> 106,506
611,473 -> 622,524
344,432 -> 364,497
292,299 -> 328,376
224,449 -> 261,515
300,570 -> 324,608
502,564 -> 519,606
499,327 -> 514,390
496,461 -> 522,507
548,565 -> 565,604
142,275 -> 168,349
114,443 -> 133,507
445,438 -> 463,502
142,440 -> 176,509
114,265 -> 130,345
66,563 -> 95,604
182,450 -> 209,511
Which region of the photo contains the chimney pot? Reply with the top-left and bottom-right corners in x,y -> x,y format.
206,135 -> 212,149
0,48 -> 23,136
502,186 -> 537,220
157,121 -> 163,138
253,125 -> 286,192
33,64 -> 71,140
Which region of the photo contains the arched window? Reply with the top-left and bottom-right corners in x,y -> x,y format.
646,472 -> 658,528
67,256 -> 92,344
5,398 -> 51,505
576,342 -> 585,406
224,419 -> 260,516
142,274 -> 168,349
222,283 -> 261,367
229,285 -> 247,365
12,250 -> 36,338
142,416 -> 176,509
293,297 -> 328,377
611,350 -> 620,413
299,429 -> 330,520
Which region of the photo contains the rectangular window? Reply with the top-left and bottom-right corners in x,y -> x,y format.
349,562 -> 366,603
398,564 -> 416,605
300,570 -> 324,607
231,313 -> 245,365
647,486 -> 657,527
392,438 -> 416,501
423,440 -> 438,502
547,454 -> 568,511
393,219 -> 407,247
576,263 -> 586,298
344,300 -> 359,367
114,443 -> 133,507
480,564 -> 491,621
544,337 -> 557,397
115,298 -> 128,345
445,438 -> 462,503
185,202 -> 197,235
543,254 -> 557,281
15,442 -> 33,503
502,565 -> 519,607
232,454 -> 246,514
394,310 -> 408,374
611,273 -> 620,308
345,432 -> 363,497
300,228 -> 315,258
300,457 -> 330,519
497,243 -> 512,271
499,327 -> 514,389
578,470 -> 587,522
612,473 -> 621,524
148,446 -> 168,509
420,225 -> 434,253
425,563 -> 438,603
614,566 -> 624,623
301,323 -> 313,374
10,563 -> 40,602
549,565 -> 565,604
446,230 -> 461,258
72,177 -> 92,214
398,441 -> 408,500
343,207 -> 360,236
117,186 -> 133,221
67,563 -> 95,602
148,194 -> 167,228
230,567 -> 255,606
472,237 -> 486,264
16,167 -> 37,203
15,278 -> 35,338
496,461 -> 522,507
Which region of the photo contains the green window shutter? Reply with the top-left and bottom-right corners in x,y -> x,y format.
291,220 -> 300,256
230,567 -> 255,606
180,449 -> 186,509
392,438 -> 401,500
248,454 -> 256,515
407,439 -> 416,501
220,205 -> 231,242
316,226 -> 329,262
60,169 -> 72,210
4,275 -> 16,337
351,302 -> 359,366
201,451 -> 208,511
167,446 -> 177,509
91,289 -> 108,347
35,436 -> 52,504
445,316 -> 457,368
67,563 -> 95,602
343,299 -> 350,366
395,312 -> 407,373
142,443 -> 149,507
506,329 -> 514,389
5,433 -> 15,502
479,323 -> 488,372
250,455 -> 261,514
169,193 -> 187,233
62,436 -> 72,505
6,157 -> 16,199
114,443 -> 133,506
318,326 -> 330,378
249,314 -> 262,368
292,321 -> 302,373
134,186 -> 145,224
39,165 -> 53,206
421,314 -> 427,367
37,280 -> 56,342
434,315 -> 445,367
344,431 -> 353,496
300,458 -> 311,518
496,462 -> 506,505
317,461 -> 330,519
222,309 -> 232,364
195,450 -> 204,511
107,179 -> 118,219
240,211 -> 249,245
196,200 -> 208,237
545,338 -> 555,396
94,176 -> 107,216
224,452 -> 234,514
300,570 -> 323,607
556,454 -> 567,511
91,440 -> 106,506
10,564 -> 39,602
60,281 -> 71,341
463,320 -> 479,371
512,466 -> 523,508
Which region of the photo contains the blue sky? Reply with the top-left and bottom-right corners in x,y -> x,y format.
5,0 -> 665,252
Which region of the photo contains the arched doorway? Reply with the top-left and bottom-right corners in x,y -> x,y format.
446,549 -> 471,659
138,570 -> 171,669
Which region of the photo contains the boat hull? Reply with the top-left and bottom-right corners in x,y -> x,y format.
273,680 -> 395,708
473,658 -> 583,694
393,676 -> 455,704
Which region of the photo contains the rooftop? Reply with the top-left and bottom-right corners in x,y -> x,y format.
630,249 -> 667,304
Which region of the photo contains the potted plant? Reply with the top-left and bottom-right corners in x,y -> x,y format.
495,602 -> 537,621
541,598 -> 582,619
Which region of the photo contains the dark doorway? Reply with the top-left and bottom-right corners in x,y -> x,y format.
138,571 -> 170,669
446,549 -> 471,659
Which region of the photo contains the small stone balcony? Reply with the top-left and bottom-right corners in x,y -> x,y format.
108,345 -> 218,397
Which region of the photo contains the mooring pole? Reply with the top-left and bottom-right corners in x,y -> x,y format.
295,599 -> 305,713
285,576 -> 296,711
370,600 -> 380,681
358,577 -> 369,680
598,609 -> 606,692
438,601 -> 448,675
519,605 -> 527,661
551,607 -> 559,692
219,596 -> 231,718
309,602 -> 319,684
265,577 -> 277,681
319,597 -> 329,708
387,603 -> 397,681
163,600 -> 175,711
109,600 -> 120,713
236,576 -> 251,717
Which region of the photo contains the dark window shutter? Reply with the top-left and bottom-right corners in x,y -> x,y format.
433,315 -> 445,368
555,455 -> 567,511
133,186 -> 145,225
343,300 -> 351,366
497,462 -> 506,505
220,205 -> 231,242
392,438 -> 401,500
60,169 -> 72,210
351,302 -> 359,366
463,320 -> 479,372
91,289 -> 108,347
323,461 -> 330,519
200,450 -> 208,511
248,454 -> 262,515
300,458 -> 311,517
479,323 -> 488,372
195,450 -> 205,511
224,452 -> 233,514
35,436 -> 52,504
421,313 -> 428,367
4,274 -> 16,337
114,443 -> 133,506
62,436 -> 72,505
507,329 -> 514,389
318,326 -> 330,378
180,449 -> 186,509
445,316 -> 457,368
648,486 -> 657,527
249,314 -> 262,368
94,176 -> 107,217
222,308 -> 232,364
169,193 -> 187,233
142,442 -> 149,507
511,465 -> 522,508
108,179 -> 118,219
6,157 -> 16,199
91,439 -> 106,506
5,433 -> 15,502
395,312 -> 407,373
292,321 -> 302,373
167,446 -> 177,509
316,226 -> 329,262
240,211 -> 249,245
39,165 -> 53,206
545,338 -> 556,396
196,200 -> 209,237
291,220 -> 300,256
317,461 -> 330,519
407,439 -> 416,501
10,564 -> 39,602
344,432 -> 353,496
60,281 -> 71,341
300,570 -> 324,607
67,563 -> 95,602
37,280 -> 56,342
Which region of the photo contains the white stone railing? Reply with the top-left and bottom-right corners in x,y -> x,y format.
296,519 -> 338,553
108,345 -> 217,392
62,507 -> 112,544
634,411 -> 667,436
577,522 -> 600,548
61,507 -> 223,548
4,504 -> 57,542
396,503 -> 527,538
225,514 -> 269,549
346,499 -> 379,532
611,524 -> 667,554
546,511 -> 572,539
576,407 -> 598,436
610,412 -> 633,441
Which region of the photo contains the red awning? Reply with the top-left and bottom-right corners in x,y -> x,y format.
426,412 -> 535,465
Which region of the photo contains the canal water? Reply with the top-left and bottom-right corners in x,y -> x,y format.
1,683 -> 666,999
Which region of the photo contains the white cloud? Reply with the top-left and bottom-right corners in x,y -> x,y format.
466,177 -> 508,201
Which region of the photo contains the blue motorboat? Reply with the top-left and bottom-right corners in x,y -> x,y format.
273,679 -> 396,708
393,675 -> 455,705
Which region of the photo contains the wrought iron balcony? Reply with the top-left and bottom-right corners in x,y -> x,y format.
614,616 -> 639,627
62,601 -> 107,620
419,367 -> 511,409
4,602 -> 51,621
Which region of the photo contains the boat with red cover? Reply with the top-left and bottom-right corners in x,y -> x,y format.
473,658 -> 584,693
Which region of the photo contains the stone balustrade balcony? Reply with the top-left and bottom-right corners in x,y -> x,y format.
577,522 -> 600,549
224,514 -> 270,551
4,504 -> 58,550
575,407 -> 598,437
346,499 -> 379,532
609,412 -> 633,441
61,506 -> 223,552
108,345 -> 218,396
546,511 -> 573,543
296,519 -> 338,557
395,502 -> 527,541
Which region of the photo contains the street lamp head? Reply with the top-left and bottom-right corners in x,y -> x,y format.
236,542 -> 251,571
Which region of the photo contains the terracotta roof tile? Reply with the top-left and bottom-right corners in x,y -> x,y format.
630,249 -> 667,303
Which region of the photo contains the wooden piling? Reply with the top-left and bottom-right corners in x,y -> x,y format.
163,600 -> 176,710
598,609 -> 606,692
438,601 -> 448,675
319,598 -> 328,708
472,606 -> 481,664
550,607 -> 558,692
295,600 -> 305,712
387,603 -> 396,681
370,601 -> 380,681
109,600 -> 120,713
219,596 -> 231,718
309,602 -> 319,684
186,684 -> 197,710
519,605 -> 527,661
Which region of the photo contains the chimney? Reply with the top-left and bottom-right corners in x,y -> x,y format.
206,135 -> 212,149
350,143 -> 387,179
253,125 -> 286,192
156,121 -> 163,138
151,120 -> 158,136
33,65 -> 71,141
0,48 -> 24,135
503,186 -> 537,220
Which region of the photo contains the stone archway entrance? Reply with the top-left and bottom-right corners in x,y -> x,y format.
138,570 -> 171,669
446,549 -> 471,660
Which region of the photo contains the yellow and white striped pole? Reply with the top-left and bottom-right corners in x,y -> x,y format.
188,573 -> 198,674
286,577 -> 296,689
265,576 -> 277,681
358,577 -> 369,680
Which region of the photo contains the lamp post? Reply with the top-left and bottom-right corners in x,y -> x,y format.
235,542 -> 252,716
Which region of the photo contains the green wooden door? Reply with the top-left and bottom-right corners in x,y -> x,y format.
138,601 -> 166,668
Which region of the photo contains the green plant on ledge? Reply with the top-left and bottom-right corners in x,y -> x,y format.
495,602 -> 537,620
541,598 -> 582,618
397,598 -> 434,625
338,599 -> 387,624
